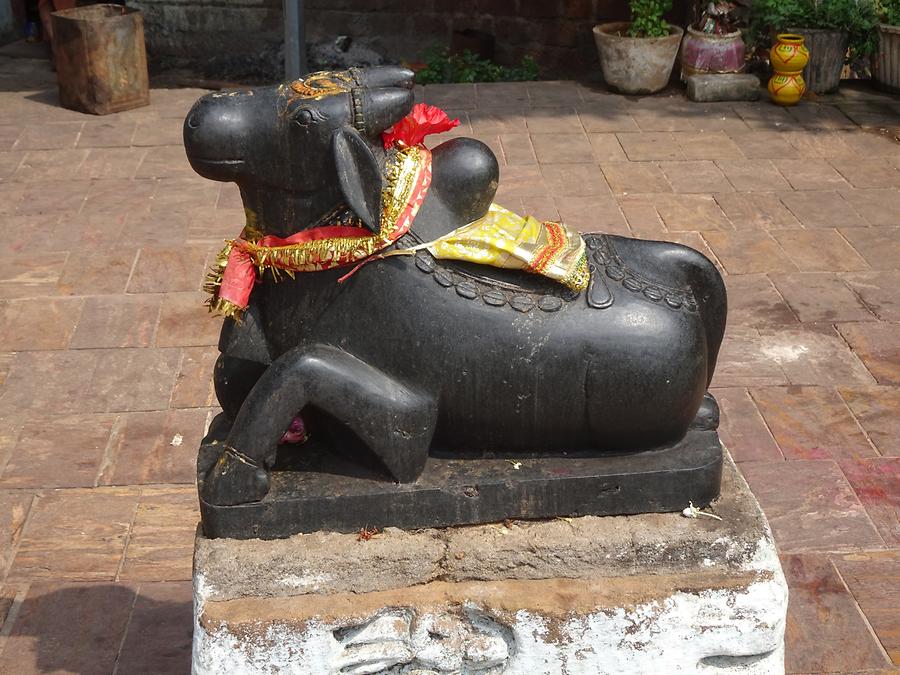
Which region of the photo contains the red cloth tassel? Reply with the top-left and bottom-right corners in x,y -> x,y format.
218,247 -> 257,311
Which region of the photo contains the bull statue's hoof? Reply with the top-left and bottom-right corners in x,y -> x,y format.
691,393 -> 720,431
201,448 -> 270,507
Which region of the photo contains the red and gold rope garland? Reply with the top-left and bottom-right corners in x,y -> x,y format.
203,104 -> 590,320
205,144 -> 432,319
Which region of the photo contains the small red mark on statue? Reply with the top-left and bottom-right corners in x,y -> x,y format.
279,414 -> 308,444
357,526 -> 380,541
382,103 -> 460,149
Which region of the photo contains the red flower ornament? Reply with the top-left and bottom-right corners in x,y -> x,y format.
382,103 -> 460,149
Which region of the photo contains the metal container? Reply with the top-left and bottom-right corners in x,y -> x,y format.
874,23 -> 900,94
786,27 -> 848,94
51,4 -> 149,115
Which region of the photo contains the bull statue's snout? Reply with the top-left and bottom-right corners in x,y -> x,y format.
355,86 -> 415,140
353,65 -> 415,90
350,66 -> 416,137
183,89 -> 263,182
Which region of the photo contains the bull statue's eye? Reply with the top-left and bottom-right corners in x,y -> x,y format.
293,109 -> 314,126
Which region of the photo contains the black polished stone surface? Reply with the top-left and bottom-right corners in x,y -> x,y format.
183,66 -> 728,538
198,413 -> 723,538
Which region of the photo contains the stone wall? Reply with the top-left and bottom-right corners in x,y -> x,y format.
1,0 -> 19,44
132,0 -> 690,80
131,0 -> 284,79
301,0 -> 632,75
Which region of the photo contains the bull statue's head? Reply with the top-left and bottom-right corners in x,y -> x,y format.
183,67 -> 415,237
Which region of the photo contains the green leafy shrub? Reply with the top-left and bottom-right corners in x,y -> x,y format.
415,48 -> 539,84
749,0 -> 879,58
628,0 -> 674,38
877,0 -> 900,25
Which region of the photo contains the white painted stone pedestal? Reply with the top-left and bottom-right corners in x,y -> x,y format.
192,452 -> 788,674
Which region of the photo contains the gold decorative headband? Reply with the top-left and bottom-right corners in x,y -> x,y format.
289,71 -> 355,100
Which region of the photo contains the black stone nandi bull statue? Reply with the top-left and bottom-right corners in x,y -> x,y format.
184,67 -> 727,539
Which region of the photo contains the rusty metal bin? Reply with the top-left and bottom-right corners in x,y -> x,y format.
51,4 -> 149,115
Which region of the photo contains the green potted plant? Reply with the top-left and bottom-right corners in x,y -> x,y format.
593,0 -> 684,94
749,0 -> 878,94
875,0 -> 900,91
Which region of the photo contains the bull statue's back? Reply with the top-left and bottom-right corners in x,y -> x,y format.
184,67 -> 727,539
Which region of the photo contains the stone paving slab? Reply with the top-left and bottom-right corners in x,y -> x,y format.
0,62 -> 898,672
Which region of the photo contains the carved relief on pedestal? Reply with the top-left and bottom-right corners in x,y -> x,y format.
333,607 -> 513,674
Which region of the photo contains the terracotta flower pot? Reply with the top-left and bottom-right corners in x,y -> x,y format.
680,26 -> 746,80
786,27 -> 848,94
874,23 -> 900,94
593,22 -> 684,95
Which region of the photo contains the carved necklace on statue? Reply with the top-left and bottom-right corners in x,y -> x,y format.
205,104 -> 589,321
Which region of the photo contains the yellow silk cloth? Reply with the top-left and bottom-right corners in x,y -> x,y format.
399,203 -> 590,292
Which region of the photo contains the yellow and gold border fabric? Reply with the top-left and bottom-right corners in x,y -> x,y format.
410,204 -> 590,292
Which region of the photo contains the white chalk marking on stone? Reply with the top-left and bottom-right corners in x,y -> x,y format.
278,573 -> 332,590
761,343 -> 809,363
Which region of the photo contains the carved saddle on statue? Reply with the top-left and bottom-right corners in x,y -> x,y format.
184,67 -> 728,539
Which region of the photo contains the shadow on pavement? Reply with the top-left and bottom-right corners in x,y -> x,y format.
1,582 -> 193,674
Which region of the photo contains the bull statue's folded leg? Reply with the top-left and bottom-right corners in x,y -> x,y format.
202,345 -> 437,506
213,355 -> 267,420
212,302 -> 273,420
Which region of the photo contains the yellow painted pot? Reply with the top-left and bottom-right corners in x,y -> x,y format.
768,73 -> 806,106
770,33 -> 809,73
769,34 -> 808,105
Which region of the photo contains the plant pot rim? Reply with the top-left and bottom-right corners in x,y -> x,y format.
774,33 -> 806,44
784,26 -> 849,35
686,26 -> 743,39
51,4 -> 137,22
593,22 -> 684,41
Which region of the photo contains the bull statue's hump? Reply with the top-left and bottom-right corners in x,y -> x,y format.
183,67 -> 727,539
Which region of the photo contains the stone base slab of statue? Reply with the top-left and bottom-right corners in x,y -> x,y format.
198,413 -> 723,539
192,451 -> 788,674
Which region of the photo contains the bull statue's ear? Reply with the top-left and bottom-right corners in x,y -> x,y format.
333,126 -> 382,233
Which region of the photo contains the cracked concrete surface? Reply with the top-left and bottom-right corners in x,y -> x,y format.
193,452 -> 788,674
194,452 -> 766,602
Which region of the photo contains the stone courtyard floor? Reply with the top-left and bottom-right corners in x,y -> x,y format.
0,51 -> 898,674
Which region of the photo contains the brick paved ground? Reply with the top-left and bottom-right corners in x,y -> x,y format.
0,54 -> 898,673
